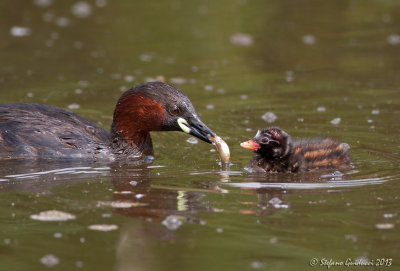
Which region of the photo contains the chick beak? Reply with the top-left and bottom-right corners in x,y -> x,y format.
240,140 -> 260,151
177,117 -> 215,144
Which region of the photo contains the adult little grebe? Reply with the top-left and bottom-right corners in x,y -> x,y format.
0,82 -> 218,161
240,127 -> 351,172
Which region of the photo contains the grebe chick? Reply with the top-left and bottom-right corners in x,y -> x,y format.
0,82 -> 220,161
240,127 -> 351,173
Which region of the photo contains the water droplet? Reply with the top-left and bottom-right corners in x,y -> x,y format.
261,112 -> 277,123
88,224 -> 118,231
204,85 -> 213,91
30,210 -> 76,221
330,117 -> 341,125
55,17 -> 70,27
230,33 -> 253,46
34,0 -> 53,7
139,53 -> 154,62
302,34 -> 316,45
186,137 -> 198,144
124,75 -> 135,82
71,2 -> 92,18
387,34 -> 400,45
95,0 -> 107,8
206,104 -> 214,110
371,109 -> 380,115
375,223 -> 394,230
68,103 -> 80,110
40,254 -> 59,267
10,26 -> 31,37
170,77 -> 187,85
162,215 -> 183,230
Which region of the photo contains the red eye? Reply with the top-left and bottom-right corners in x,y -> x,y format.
260,137 -> 270,144
169,106 -> 180,116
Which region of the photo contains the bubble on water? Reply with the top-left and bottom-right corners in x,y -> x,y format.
129,181 -> 138,186
45,39 -> 54,47
124,75 -> 135,82
240,94 -> 248,100
34,0 -> 53,8
40,254 -> 59,267
191,66 -> 199,72
285,70 -> 294,82
139,53 -> 154,62
53,232 -> 62,238
111,73 -> 121,79
4,238 -> 11,245
162,215 -> 183,230
269,237 -> 278,244
317,106 -> 326,112
216,228 -> 224,233
10,26 -> 31,37
367,119 -> 373,123
72,41 -> 83,49
170,77 -> 187,85
216,88 -> 226,94
56,17 -> 70,27
50,32 -> 59,40
375,223 -> 394,230
268,197 -> 282,205
206,104 -> 214,110
261,112 -> 277,123
95,0 -> 107,8
251,261 -> 263,269
42,12 -> 54,22
330,117 -> 341,125
88,224 -> 118,231
382,14 -> 391,23
68,103 -> 80,110
135,194 -> 144,199
186,137 -> 198,144
79,237 -> 85,243
120,86 -> 127,92
345,234 -> 358,242
204,85 -> 213,91
76,261 -> 84,268
101,213 -> 112,218
302,34 -> 316,45
230,33 -> 253,46
30,210 -> 76,221
71,2 -> 92,18
297,118 -> 304,122
383,213 -> 396,218
387,34 -> 400,45
27,92 -> 34,98
74,88 -> 82,94
371,109 -> 380,115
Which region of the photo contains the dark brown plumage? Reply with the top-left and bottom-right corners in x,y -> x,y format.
0,82 -> 217,161
240,127 -> 351,173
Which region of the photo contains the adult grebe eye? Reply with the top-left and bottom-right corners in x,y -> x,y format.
260,137 -> 270,144
169,105 -> 180,116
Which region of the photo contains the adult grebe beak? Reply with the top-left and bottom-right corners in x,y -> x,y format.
177,117 -> 215,144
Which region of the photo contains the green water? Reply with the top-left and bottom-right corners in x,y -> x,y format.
0,0 -> 399,270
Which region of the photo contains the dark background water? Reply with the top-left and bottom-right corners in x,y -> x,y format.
0,0 -> 399,270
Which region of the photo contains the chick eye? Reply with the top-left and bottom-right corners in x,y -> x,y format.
260,137 -> 270,144
169,105 -> 180,116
